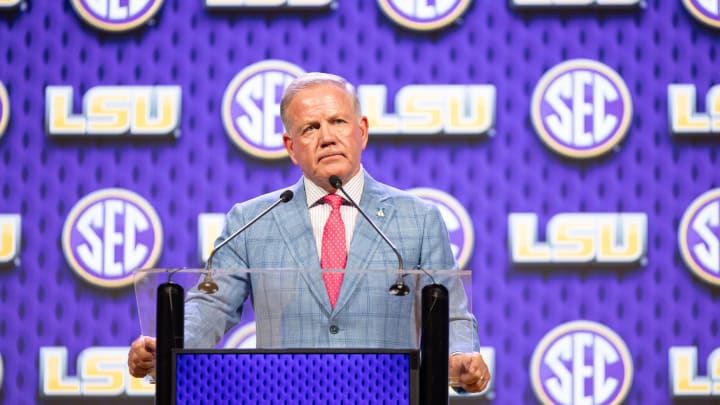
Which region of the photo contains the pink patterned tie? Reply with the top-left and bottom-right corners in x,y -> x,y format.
321,193 -> 346,308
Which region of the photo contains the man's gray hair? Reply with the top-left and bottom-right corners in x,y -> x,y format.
280,72 -> 362,132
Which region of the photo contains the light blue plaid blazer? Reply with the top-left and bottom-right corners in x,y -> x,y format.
184,172 -> 479,352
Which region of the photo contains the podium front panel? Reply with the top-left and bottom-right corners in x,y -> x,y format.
172,349 -> 419,404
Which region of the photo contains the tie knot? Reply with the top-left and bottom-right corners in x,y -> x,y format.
323,193 -> 344,210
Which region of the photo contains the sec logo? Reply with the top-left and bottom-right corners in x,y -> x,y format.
679,188 -> 720,287
0,80 -> 9,139
531,59 -> 632,159
377,0 -> 470,31
683,0 -> 720,29
222,60 -> 305,159
531,320 -> 633,405
71,0 -> 165,32
62,188 -> 163,288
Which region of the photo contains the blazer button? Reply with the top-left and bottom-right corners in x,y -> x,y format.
329,325 -> 339,334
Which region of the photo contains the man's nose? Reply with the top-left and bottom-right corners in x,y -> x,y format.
319,125 -> 337,145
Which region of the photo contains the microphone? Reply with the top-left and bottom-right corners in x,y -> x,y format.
198,189 -> 294,293
328,175 -> 409,296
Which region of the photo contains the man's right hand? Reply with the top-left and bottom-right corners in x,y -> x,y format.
128,336 -> 156,378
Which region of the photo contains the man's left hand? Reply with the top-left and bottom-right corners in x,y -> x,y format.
448,352 -> 491,393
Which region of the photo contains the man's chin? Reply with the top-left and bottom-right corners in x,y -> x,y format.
313,167 -> 351,187
317,161 -> 349,175
316,172 -> 345,185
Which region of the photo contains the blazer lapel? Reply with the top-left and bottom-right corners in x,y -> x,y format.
335,173 -> 396,311
272,179 -> 331,312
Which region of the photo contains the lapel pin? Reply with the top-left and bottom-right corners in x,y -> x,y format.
376,208 -> 385,217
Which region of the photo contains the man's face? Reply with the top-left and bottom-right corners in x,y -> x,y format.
283,83 -> 369,191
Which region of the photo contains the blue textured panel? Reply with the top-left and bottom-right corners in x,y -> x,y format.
175,351 -> 413,404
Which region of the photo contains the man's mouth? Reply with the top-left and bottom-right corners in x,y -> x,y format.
319,153 -> 343,162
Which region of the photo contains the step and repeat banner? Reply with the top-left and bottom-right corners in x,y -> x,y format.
1,0 -> 719,404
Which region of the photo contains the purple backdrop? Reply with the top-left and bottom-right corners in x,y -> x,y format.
0,0 -> 719,404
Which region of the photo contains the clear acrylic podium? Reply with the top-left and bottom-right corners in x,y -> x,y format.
134,268 -> 475,405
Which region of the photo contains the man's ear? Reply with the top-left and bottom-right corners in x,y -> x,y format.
359,116 -> 369,150
283,133 -> 298,165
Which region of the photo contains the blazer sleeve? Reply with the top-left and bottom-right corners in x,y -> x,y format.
419,202 -> 480,353
183,203 -> 252,348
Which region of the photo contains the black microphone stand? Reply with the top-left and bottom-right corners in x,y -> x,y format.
420,283 -> 449,405
156,274 -> 184,405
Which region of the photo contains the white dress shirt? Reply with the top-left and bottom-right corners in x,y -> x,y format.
304,169 -> 365,261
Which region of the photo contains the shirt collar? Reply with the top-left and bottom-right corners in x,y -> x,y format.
304,167 -> 365,207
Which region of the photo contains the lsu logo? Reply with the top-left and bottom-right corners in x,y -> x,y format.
360,85 -> 495,136
669,346 -> 720,397
683,0 -> 720,29
511,0 -> 640,7
198,213 -> 225,264
509,213 -> 647,265
408,188 -> 474,269
40,347 -> 153,397
377,0 -> 470,31
678,188 -> 720,287
45,86 -> 181,137
71,0 -> 165,32
205,0 -> 333,8
531,320 -> 633,405
668,84 -> 720,135
0,0 -> 21,8
531,59 -> 633,159
0,214 -> 21,265
222,60 -> 306,159
62,188 -> 163,288
0,80 -> 9,139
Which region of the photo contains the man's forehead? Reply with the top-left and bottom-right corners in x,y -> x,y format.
288,85 -> 352,112
291,82 -> 349,100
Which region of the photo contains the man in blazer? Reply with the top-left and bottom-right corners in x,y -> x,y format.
129,72 -> 490,392
183,171 -> 477,352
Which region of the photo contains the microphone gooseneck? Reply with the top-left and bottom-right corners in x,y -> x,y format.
328,175 -> 409,296
198,189 -> 294,294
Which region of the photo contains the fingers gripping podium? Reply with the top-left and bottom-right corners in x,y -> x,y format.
133,268 -> 476,405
